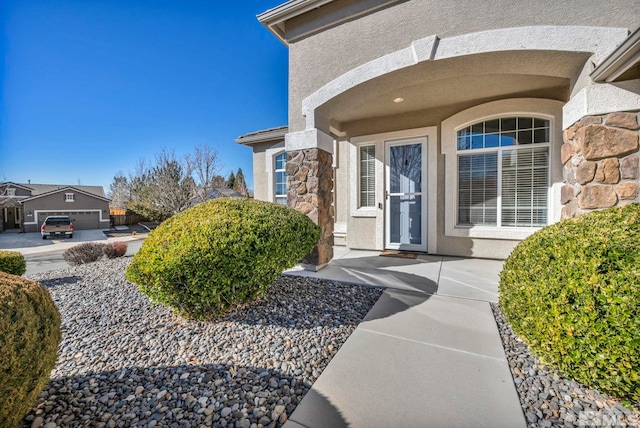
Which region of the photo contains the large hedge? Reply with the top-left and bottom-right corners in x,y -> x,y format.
126,198 -> 321,319
500,203 -> 640,404
0,250 -> 26,276
0,272 -> 61,427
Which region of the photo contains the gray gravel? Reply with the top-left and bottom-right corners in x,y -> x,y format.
22,257 -> 382,428
492,303 -> 640,427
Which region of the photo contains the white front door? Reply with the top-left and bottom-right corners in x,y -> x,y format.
385,138 -> 427,252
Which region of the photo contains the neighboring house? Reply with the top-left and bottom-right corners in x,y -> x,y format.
237,0 -> 640,269
187,186 -> 245,207
0,182 -> 111,233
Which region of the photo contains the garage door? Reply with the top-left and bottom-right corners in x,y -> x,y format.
37,211 -> 100,230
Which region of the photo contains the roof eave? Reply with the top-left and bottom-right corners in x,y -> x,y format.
257,0 -> 336,45
235,126 -> 288,146
21,186 -> 111,203
592,26 -> 640,83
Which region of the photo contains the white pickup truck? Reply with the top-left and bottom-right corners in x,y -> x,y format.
41,216 -> 74,239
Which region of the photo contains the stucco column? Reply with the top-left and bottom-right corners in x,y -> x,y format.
285,129 -> 334,270
560,111 -> 639,219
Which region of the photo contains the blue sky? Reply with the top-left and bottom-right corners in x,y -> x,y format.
0,0 -> 287,193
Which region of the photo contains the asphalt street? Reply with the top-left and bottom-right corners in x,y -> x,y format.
24,239 -> 144,275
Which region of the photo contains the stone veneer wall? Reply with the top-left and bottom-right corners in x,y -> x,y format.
286,148 -> 334,267
561,112 -> 640,219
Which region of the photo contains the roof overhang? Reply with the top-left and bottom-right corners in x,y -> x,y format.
592,27 -> 640,83
0,182 -> 34,192
257,0 -> 336,44
235,126 -> 288,146
21,186 -> 111,204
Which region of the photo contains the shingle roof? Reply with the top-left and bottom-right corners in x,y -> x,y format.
15,183 -> 106,198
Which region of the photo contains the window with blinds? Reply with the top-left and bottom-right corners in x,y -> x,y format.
456,116 -> 549,227
274,152 -> 287,205
359,145 -> 376,208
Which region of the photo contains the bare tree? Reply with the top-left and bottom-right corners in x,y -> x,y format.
107,173 -> 130,210
186,144 -> 221,203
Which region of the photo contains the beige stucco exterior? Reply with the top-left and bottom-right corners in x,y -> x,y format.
285,0 -> 640,134
242,0 -> 640,262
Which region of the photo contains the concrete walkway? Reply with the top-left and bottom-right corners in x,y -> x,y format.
284,248 -> 525,427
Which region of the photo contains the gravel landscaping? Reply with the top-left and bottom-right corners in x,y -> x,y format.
22,257 -> 382,428
492,303 -> 640,428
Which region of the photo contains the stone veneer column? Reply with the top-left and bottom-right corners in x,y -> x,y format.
286,148 -> 334,269
561,112 -> 640,219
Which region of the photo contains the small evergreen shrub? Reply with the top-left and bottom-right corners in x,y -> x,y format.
63,242 -> 105,265
0,272 -> 61,427
499,203 -> 640,404
103,241 -> 128,259
126,198 -> 321,319
0,250 -> 26,276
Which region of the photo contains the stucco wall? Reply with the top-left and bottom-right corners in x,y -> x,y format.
23,191 -> 108,213
287,0 -> 640,132
249,142 -> 269,202
247,140 -> 287,203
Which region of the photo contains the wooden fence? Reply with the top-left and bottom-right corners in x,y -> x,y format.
110,213 -> 146,226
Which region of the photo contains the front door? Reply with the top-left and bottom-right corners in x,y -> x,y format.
385,138 -> 427,252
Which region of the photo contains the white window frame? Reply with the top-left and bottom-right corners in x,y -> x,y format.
264,141 -> 286,204
358,144 -> 377,209
456,118 -> 551,228
65,193 -> 75,202
274,151 -> 287,205
349,141 -> 379,218
442,98 -> 563,240
6,188 -> 16,197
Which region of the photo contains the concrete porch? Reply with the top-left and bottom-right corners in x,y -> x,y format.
283,247 -> 525,427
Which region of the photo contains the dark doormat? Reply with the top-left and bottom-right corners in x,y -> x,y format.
379,251 -> 418,259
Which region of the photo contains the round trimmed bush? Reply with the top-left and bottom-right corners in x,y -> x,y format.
499,203 -> 640,404
126,198 -> 321,319
0,272 -> 61,427
0,250 -> 26,276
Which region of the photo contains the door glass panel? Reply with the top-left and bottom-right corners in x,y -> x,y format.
389,195 -> 422,245
390,144 -> 422,194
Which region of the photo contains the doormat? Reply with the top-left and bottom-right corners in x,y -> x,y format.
379,251 -> 418,259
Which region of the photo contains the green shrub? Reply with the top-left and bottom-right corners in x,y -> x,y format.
0,272 -> 61,427
63,242 -> 105,265
0,250 -> 26,276
499,203 -> 640,404
126,198 -> 321,319
103,241 -> 128,259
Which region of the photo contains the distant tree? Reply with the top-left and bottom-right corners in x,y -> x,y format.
108,174 -> 130,209
234,168 -> 249,197
149,149 -> 194,219
126,149 -> 194,221
211,175 -> 227,187
227,171 -> 236,189
186,144 -> 221,203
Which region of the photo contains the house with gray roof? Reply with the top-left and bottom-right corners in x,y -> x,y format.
238,0 -> 640,270
0,182 -> 110,233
